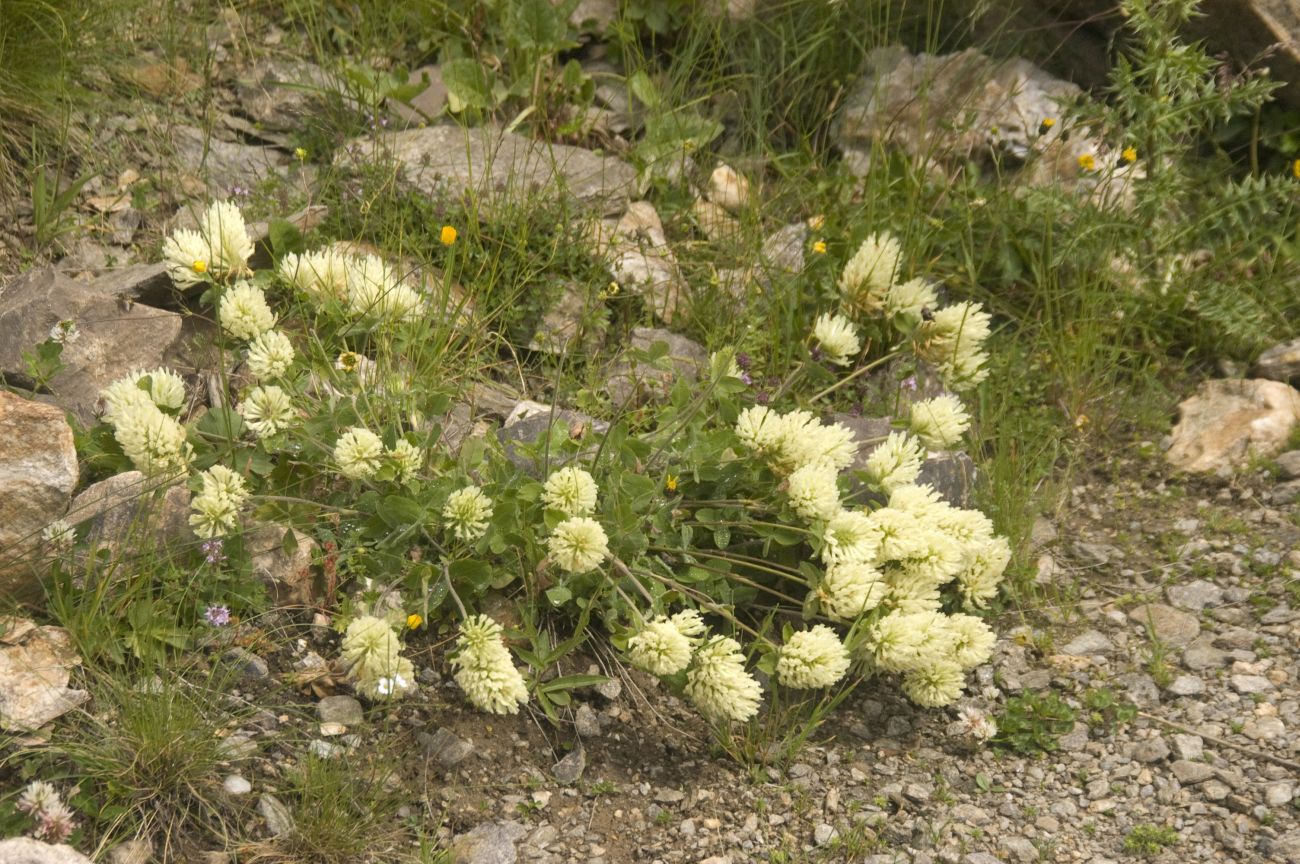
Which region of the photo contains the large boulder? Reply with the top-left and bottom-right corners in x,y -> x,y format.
1166,378 -> 1300,473
0,267 -> 187,426
66,471 -> 191,555
0,621 -> 90,732
0,392 -> 78,601
343,124 -> 638,216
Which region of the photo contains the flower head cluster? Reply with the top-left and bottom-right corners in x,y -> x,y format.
388,439 -> 423,484
819,559 -> 887,621
626,610 -> 706,676
188,464 -> 249,539
17,780 -> 76,843
41,519 -> 75,551
100,371 -> 192,475
953,704 -> 998,741
908,394 -> 970,450
443,486 -> 493,542
346,254 -> 421,322
246,329 -> 295,380
162,200 -> 253,285
777,625 -> 851,689
863,431 -> 924,493
864,608 -> 996,707
238,385 -> 295,438
451,615 -> 529,714
913,302 -> 992,391
786,459 -> 841,522
334,427 -> 385,480
734,406 -> 856,476
547,516 -> 609,573
219,281 -> 276,341
101,367 -> 186,421
279,246 -> 351,300
839,232 -> 901,315
684,636 -> 762,723
812,313 -> 860,365
541,466 -> 599,516
340,615 -> 414,701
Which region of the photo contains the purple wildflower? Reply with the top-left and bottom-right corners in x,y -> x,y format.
754,390 -> 771,406
202,538 -> 226,565
735,352 -> 752,371
901,376 -> 918,391
205,605 -> 231,627
739,371 -> 753,386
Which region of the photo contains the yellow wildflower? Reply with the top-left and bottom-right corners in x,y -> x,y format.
1077,153 -> 1096,172
440,225 -> 458,246
665,474 -> 679,492
407,613 -> 423,630
294,147 -> 307,161
1292,159 -> 1300,180
192,260 -> 208,274
812,240 -> 827,255
1121,146 -> 1138,164
1038,118 -> 1056,135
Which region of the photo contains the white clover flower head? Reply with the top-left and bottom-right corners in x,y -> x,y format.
198,200 -> 255,276
785,459 -> 841,522
41,520 -> 75,550
888,483 -> 948,521
111,400 -> 192,475
451,614 -> 529,714
956,535 -> 1011,610
334,427 -> 385,480
280,246 -> 351,300
388,439 -> 423,484
188,464 -> 249,539
812,312 -> 860,366
902,660 -> 966,708
346,254 -> 421,322
341,615 -> 415,701
870,506 -> 929,563
246,329 -> 296,380
443,486 -> 493,542
819,559 -> 886,621
541,466 -> 599,517
735,405 -> 782,456
101,368 -> 186,420
903,527 -> 966,584
945,613 -> 997,669
785,419 -> 858,473
955,704 -> 998,741
219,281 -> 276,341
777,625 -> 850,689
100,377 -> 154,425
863,431 -> 924,493
669,609 -> 707,638
886,277 -> 937,321
162,228 -> 212,287
48,319 -> 80,345
908,394 -> 970,450
914,302 -> 992,391
684,636 -> 762,723
33,798 -> 76,843
884,569 -> 942,613
17,780 -> 60,815
627,618 -> 695,676
821,508 -> 883,565
547,516 -> 609,574
239,384 -> 295,438
935,506 -> 995,551
839,231 -> 901,315
867,610 -> 931,673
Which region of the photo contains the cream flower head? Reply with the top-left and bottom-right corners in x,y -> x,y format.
451,615 -> 529,714
541,466 -> 599,517
443,486 -> 494,542
863,431 -> 924,493
188,464 -> 249,539
219,281 -> 276,341
785,459 -> 841,523
818,559 -> 886,621
548,516 -> 609,573
908,394 -> 970,450
280,246 -> 351,300
812,312 -> 860,365
239,384 -> 295,438
334,427 -> 385,480
838,231 -> 901,315
388,439 -> 423,484
902,660 -> 966,708
246,329 -> 296,380
112,401 -> 192,475
341,615 -> 415,701
777,625 -> 850,689
886,277 -> 937,321
627,617 -> 695,676
685,636 -> 762,723
199,200 -> 255,275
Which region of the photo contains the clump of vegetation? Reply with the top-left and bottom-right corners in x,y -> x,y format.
994,691 -> 1077,755
1123,823 -> 1180,857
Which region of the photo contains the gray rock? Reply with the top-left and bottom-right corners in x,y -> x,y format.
1170,760 -> 1215,784
1229,674 -> 1274,694
1255,337 -> 1300,383
1132,736 -> 1170,763
1182,638 -> 1231,670
344,124 -> 637,216
317,695 -> 363,725
105,839 -> 151,864
450,820 -> 528,864
1166,674 -> 1205,696
0,838 -> 94,864
604,327 -> 708,406
1058,722 -> 1090,752
169,125 -> 291,198
574,703 -> 602,737
223,774 -> 251,795
1271,478 -> 1300,504
0,267 -> 187,426
1274,450 -> 1300,479
1119,672 -> 1161,708
421,727 -> 474,767
222,647 -> 269,680
390,65 -> 447,126
0,392 -> 78,601
259,793 -> 295,837
235,60 -> 332,132
915,450 -> 978,509
66,471 -> 191,556
594,201 -> 688,323
1243,715 -> 1285,740
1202,778 -> 1232,801
497,401 -> 608,473
964,855 -> 1006,864
1265,781 -> 1295,806
813,823 -> 837,845
1127,603 -> 1200,646
1060,630 -> 1114,656
527,282 -> 606,356
999,836 -> 1038,864
308,739 -> 343,759
245,522 -> 317,607
552,746 -> 586,785
1166,578 -> 1223,611
1171,733 -> 1204,761
90,262 -> 174,310
1074,541 -> 1121,566
217,734 -> 257,761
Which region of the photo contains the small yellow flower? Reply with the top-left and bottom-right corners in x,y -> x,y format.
336,351 -> 361,373
1292,159 -> 1300,180
1121,147 -> 1137,164
807,214 -> 825,231
812,240 -> 827,255
407,613 -> 423,630
1077,153 -> 1097,172
606,281 -> 620,296
1074,413 -> 1090,429
294,147 -> 307,161
192,260 -> 208,274
1038,118 -> 1056,135
440,225 -> 458,246
665,474 -> 679,492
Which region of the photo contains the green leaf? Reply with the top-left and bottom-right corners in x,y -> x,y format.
545,585 -> 573,607
267,218 -> 305,259
441,58 -> 495,113
377,495 -> 423,528
281,528 -> 299,557
538,673 -> 609,692
628,70 -> 660,108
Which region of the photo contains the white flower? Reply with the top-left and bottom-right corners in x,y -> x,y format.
346,254 -> 421,321
867,610 -> 936,673
198,200 -> 255,276
914,302 -> 992,391
863,431 -> 924,493
388,439 -> 423,484
162,228 -> 212,287
17,780 -> 60,815
885,569 -> 942,613
902,660 -> 966,708
777,625 -> 850,689
627,618 -> 695,676
246,329 -> 296,380
547,516 -> 609,573
945,613 -> 996,669
341,615 -> 415,701
41,520 -> 75,550
956,536 -> 1011,610
870,507 -> 929,562
334,427 -> 385,480
188,464 -> 249,539
812,312 -> 860,365
819,560 -> 887,621
451,615 -> 529,714
112,401 -> 192,475
219,281 -> 276,341
280,246 -> 351,300
239,385 -> 295,437
684,636 -> 762,723
839,231 -> 901,315
48,319 -> 80,345
443,486 -> 493,542
670,609 -> 707,637
541,466 -> 599,517
786,459 -> 841,522
886,277 -> 937,320
821,508 -> 883,565
908,395 -> 970,450
954,704 -> 998,741
785,420 -> 858,472
735,405 -> 782,455
101,368 -> 186,419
